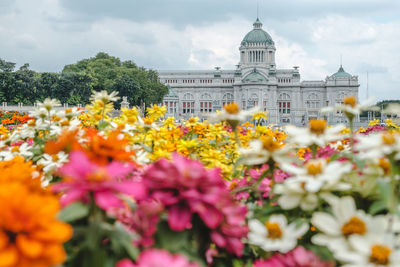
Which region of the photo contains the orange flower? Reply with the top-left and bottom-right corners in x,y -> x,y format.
44,129 -> 81,155
0,183 -> 72,267
83,129 -> 136,165
0,157 -> 43,192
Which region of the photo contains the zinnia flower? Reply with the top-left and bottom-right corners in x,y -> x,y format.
254,246 -> 334,267
52,151 -> 146,210
0,183 -> 72,267
116,249 -> 201,267
143,153 -> 248,256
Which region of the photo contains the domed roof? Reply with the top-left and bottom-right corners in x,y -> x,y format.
165,85 -> 178,98
242,68 -> 268,83
331,65 -> 352,78
241,18 -> 274,45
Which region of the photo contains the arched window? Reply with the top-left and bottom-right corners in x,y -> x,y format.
278,93 -> 291,114
182,93 -> 194,114
249,93 -> 259,107
306,93 -> 320,109
222,93 -> 234,107
200,93 -> 212,113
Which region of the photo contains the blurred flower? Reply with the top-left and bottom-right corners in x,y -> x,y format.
37,98 -> 61,111
116,249 -> 201,267
253,246 -> 334,267
146,104 -> 167,120
209,102 -> 259,128
52,151 -> 146,210
285,119 -> 345,147
248,215 -> 308,253
143,153 -> 248,256
311,196 -> 387,255
90,90 -> 119,103
335,233 -> 400,266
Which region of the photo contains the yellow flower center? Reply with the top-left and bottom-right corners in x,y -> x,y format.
378,158 -> 392,176
343,96 -> 357,107
224,103 -> 240,114
306,160 -> 323,176
382,133 -> 395,145
87,169 -> 109,183
265,222 -> 282,239
341,216 -> 366,236
260,135 -> 280,152
143,117 -> 154,125
309,119 -> 327,135
369,244 -> 391,265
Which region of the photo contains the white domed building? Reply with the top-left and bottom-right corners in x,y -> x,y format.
158,18 -> 359,125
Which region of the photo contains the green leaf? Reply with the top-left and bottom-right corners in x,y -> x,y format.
58,202 -> 90,222
369,200 -> 387,215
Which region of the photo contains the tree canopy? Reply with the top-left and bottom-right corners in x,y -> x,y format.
0,52 -> 168,107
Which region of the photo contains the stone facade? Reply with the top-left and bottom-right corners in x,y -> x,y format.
158,18 -> 359,125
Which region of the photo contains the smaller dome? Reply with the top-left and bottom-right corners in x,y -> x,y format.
242,68 -> 268,83
241,18 -> 274,45
331,65 -> 352,78
165,85 -> 178,98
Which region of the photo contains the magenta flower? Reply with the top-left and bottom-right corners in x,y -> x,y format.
143,153 -> 248,256
116,249 -> 201,267
253,246 -> 334,267
52,151 -> 146,210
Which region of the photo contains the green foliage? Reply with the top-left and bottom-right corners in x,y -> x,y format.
0,53 -> 168,107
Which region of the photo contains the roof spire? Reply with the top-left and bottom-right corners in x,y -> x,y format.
340,54 -> 343,67
257,1 -> 259,19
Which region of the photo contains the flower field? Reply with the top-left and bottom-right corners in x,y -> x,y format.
1,91 -> 400,267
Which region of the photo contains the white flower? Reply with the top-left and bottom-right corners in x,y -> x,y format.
238,136 -> 289,165
356,132 -> 400,160
90,90 -> 120,103
311,196 -> 387,255
337,233 -> 400,267
37,98 -> 61,111
281,159 -> 352,193
285,119 -> 345,147
248,215 -> 308,253
209,102 -> 259,124
321,96 -> 377,118
274,182 -> 319,211
37,151 -> 69,174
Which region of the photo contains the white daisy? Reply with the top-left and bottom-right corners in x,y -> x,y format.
37,151 -> 69,174
281,159 -> 352,193
274,182 -> 319,211
37,98 -> 61,111
285,119 -> 345,147
356,132 -> 400,160
321,96 -> 377,119
248,215 -> 308,253
311,196 -> 387,255
238,135 -> 290,165
209,102 -> 259,126
337,233 -> 400,267
90,90 -> 120,103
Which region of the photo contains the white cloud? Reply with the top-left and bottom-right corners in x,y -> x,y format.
0,1 -> 399,101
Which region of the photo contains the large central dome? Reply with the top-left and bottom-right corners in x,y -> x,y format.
241,18 -> 274,45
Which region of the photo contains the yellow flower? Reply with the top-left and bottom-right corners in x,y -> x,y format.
146,104 -> 167,120
121,107 -> 139,124
251,111 -> 268,121
368,119 -> 380,126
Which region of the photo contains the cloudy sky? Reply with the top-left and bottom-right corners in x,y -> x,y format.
1,0 -> 399,100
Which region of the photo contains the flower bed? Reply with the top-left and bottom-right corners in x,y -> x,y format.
0,93 -> 400,266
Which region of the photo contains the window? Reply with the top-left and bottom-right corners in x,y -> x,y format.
249,93 -> 259,107
200,93 -> 212,113
222,93 -> 234,107
263,100 -> 268,111
306,93 -> 320,109
281,117 -> 290,123
164,101 -> 177,114
278,93 -> 291,114
182,93 -> 195,114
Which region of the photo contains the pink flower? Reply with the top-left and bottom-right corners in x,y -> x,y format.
52,151 -> 146,211
253,246 -> 334,267
143,153 -> 248,256
116,249 -> 201,267
116,200 -> 163,248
